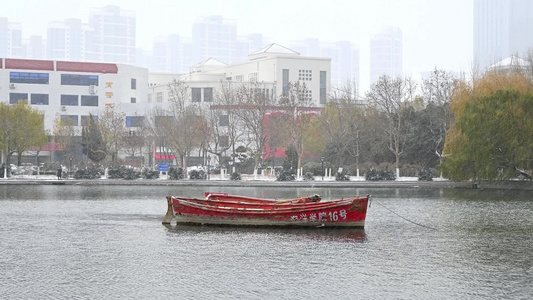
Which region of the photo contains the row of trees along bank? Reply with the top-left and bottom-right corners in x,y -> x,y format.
2,68 -> 531,181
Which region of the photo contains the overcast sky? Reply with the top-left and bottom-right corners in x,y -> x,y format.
5,0 -> 473,88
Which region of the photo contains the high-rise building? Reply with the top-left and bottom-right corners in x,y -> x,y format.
47,19 -> 93,61
290,39 -> 360,89
192,16 -> 237,64
26,35 -> 45,59
474,0 -> 533,71
0,17 -> 23,58
89,5 -> 136,64
236,33 -> 267,64
369,27 -> 403,84
150,34 -> 184,73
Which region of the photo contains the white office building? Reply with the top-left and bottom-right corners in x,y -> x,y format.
0,58 -> 148,133
148,43 -> 331,107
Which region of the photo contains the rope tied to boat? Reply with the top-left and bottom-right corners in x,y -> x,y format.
374,199 -> 438,231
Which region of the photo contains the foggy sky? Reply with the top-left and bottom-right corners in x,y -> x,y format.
4,0 -> 473,89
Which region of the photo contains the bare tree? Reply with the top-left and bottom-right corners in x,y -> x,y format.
278,81 -> 315,173
123,117 -> 150,168
231,81 -> 277,175
98,104 -> 126,163
421,68 -> 458,167
365,75 -> 417,178
201,81 -> 244,170
146,79 -> 208,172
323,80 -> 366,174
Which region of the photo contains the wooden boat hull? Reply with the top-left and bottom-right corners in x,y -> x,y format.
164,195 -> 369,228
205,192 -> 322,204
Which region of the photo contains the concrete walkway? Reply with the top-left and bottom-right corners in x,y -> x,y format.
1,175 -> 530,190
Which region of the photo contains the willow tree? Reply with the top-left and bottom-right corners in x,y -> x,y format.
0,102 -> 47,167
0,103 -> 16,168
441,72 -> 533,180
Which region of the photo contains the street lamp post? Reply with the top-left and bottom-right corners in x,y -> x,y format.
69,156 -> 73,178
207,156 -> 210,180
321,157 -> 325,181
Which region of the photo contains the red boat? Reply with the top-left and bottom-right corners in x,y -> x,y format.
162,193 -> 369,228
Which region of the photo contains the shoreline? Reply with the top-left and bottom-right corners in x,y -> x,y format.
0,176 -> 531,190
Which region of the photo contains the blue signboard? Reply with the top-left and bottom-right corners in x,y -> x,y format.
158,163 -> 168,172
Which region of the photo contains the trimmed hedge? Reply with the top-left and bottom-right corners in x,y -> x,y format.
365,168 -> 396,181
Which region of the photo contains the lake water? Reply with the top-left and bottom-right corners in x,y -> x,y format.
1,185 -> 532,299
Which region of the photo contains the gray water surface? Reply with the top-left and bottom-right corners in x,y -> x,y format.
1,185 -> 532,299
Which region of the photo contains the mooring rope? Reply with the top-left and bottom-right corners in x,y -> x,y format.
373,199 -> 438,231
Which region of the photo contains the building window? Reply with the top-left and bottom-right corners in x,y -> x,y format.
126,116 -> 146,127
235,75 -> 243,82
61,74 -> 99,86
9,93 -> 28,104
320,71 -> 327,104
192,88 -> 201,102
81,95 -> 98,106
282,69 -> 289,94
155,116 -> 174,128
203,88 -> 213,102
10,72 -> 49,84
131,97 -> 136,103
61,95 -> 78,106
31,94 -> 49,105
61,115 -> 79,126
80,115 -> 98,126
156,92 -> 163,102
148,94 -> 152,103
219,114 -> 229,126
219,135 -> 229,147
298,89 -> 312,102
249,72 -> 258,82
298,69 -> 312,81
131,78 -> 137,90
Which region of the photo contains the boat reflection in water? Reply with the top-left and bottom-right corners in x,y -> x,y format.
163,224 -> 367,243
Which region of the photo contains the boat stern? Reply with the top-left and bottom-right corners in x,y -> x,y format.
162,195 -> 175,225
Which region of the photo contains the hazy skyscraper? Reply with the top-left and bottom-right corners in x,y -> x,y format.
474,0 -> 533,70
150,34 -> 185,73
290,39 -> 360,89
26,35 -> 45,59
236,33 -> 266,63
192,16 -> 237,64
47,19 -> 93,61
0,17 -> 23,58
370,27 -> 403,84
89,5 -> 136,64
328,41 -> 360,90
